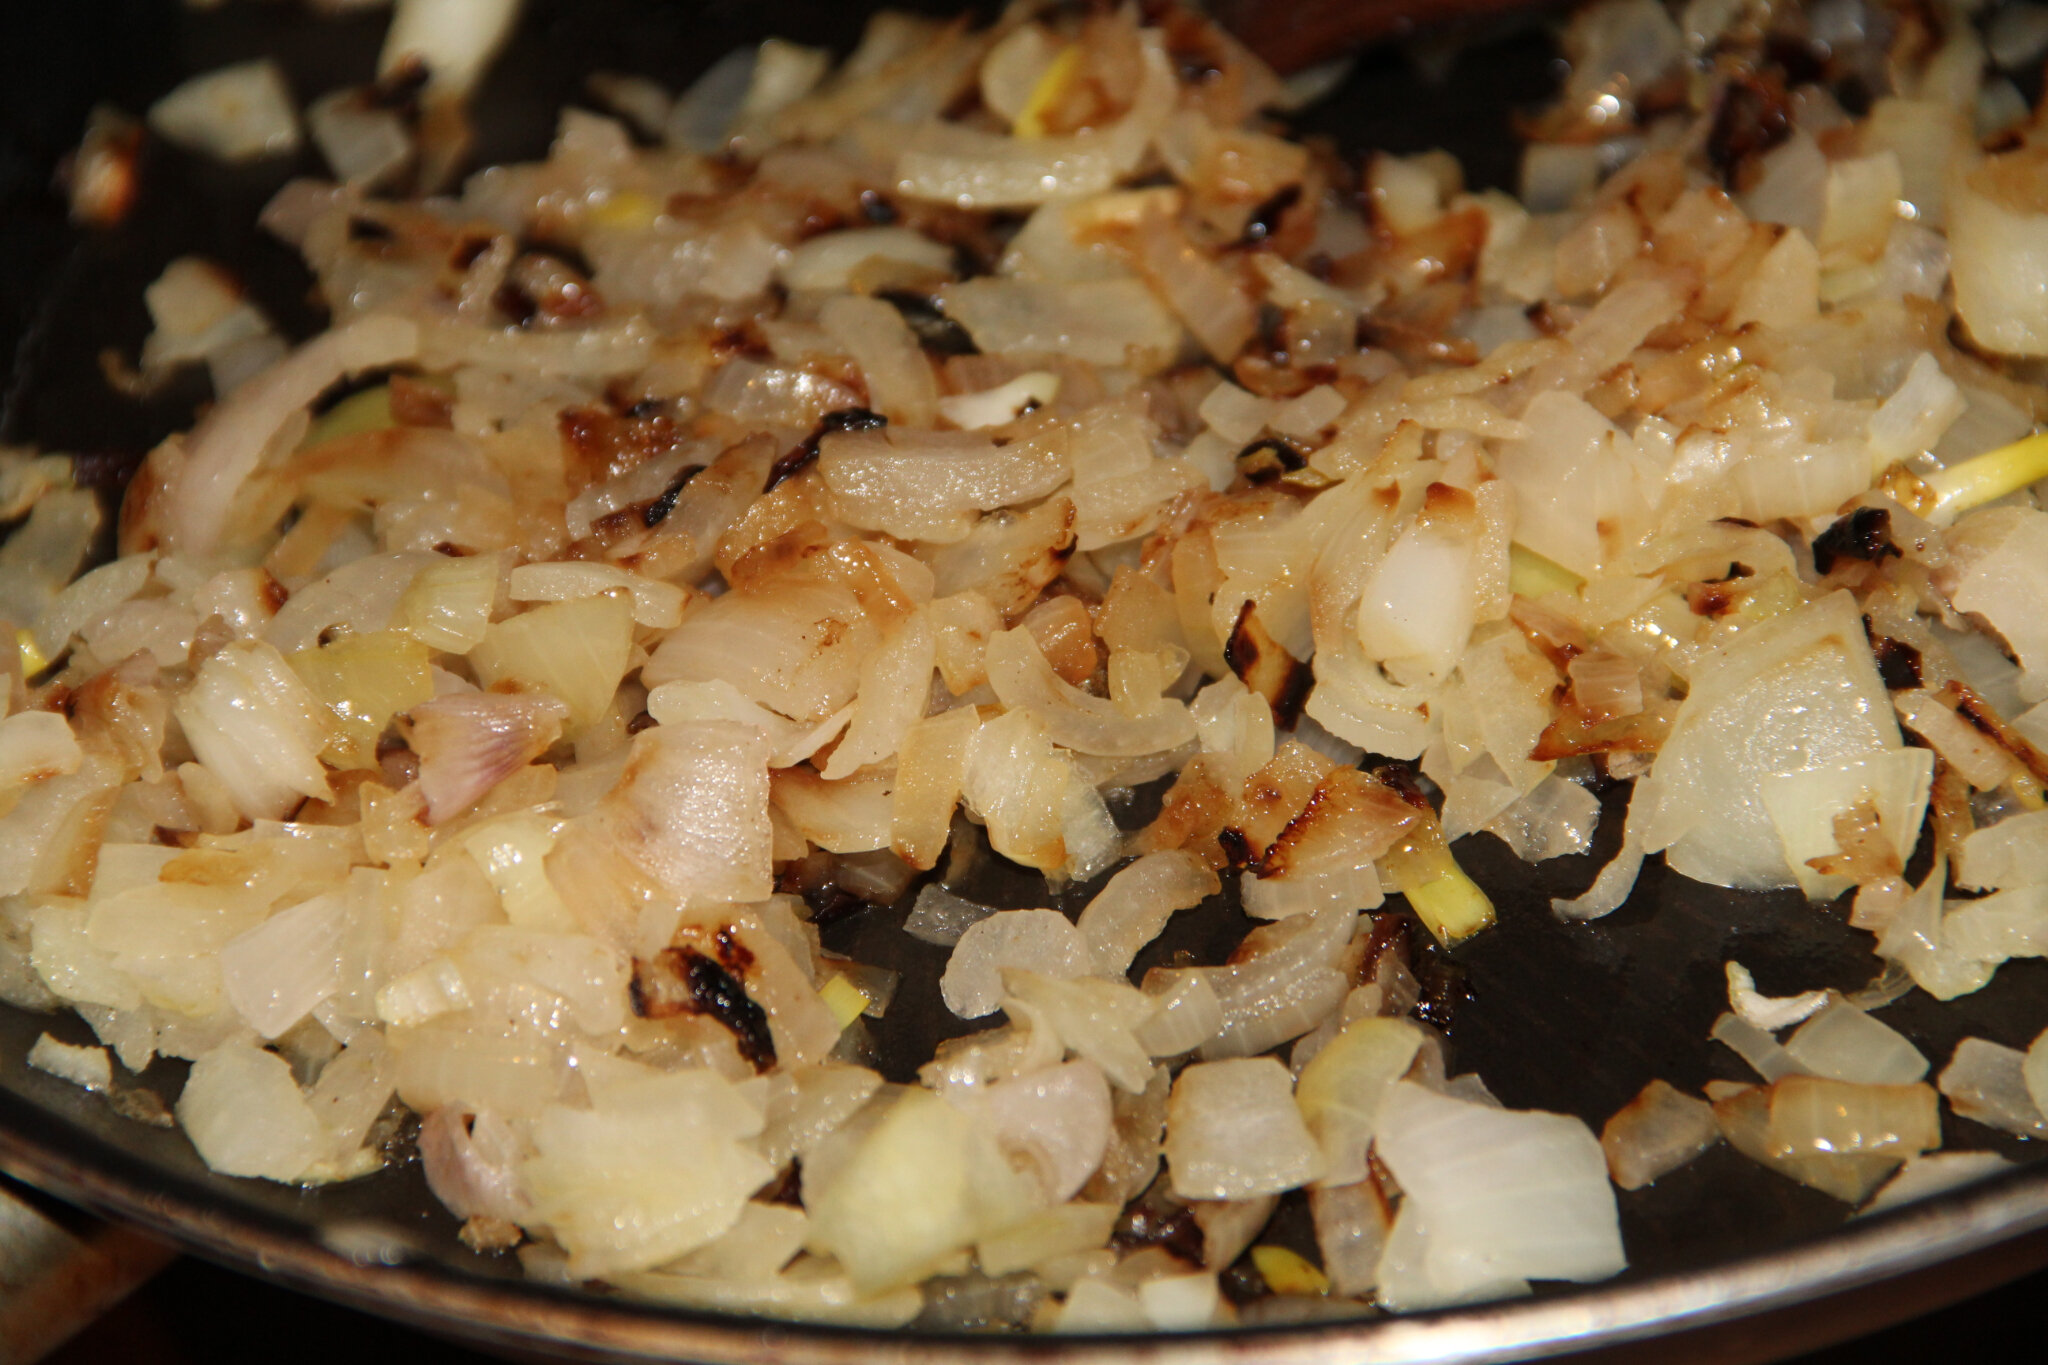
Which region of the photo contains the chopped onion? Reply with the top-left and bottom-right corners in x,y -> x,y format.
410,691 -> 569,823
379,0 -> 523,101
1599,1079 -> 1718,1190
219,890 -> 347,1038
1075,851 -> 1218,976
1725,960 -> 1830,1032
1164,1057 -> 1324,1200
1863,1151 -> 2016,1214
521,1067 -> 773,1279
1294,1016 -> 1423,1187
593,721 -> 775,910
1937,1036 -> 2048,1137
176,1040 -> 332,1182
1781,997 -> 1929,1086
1373,1081 -> 1623,1311
27,1033 -> 113,1092
940,909 -> 1089,1019
148,61 -> 301,163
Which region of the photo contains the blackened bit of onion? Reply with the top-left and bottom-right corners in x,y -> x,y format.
763,407 -> 889,493
1217,1257 -> 1269,1306
629,947 -> 777,1072
876,290 -> 978,357
1707,70 -> 1791,185
1217,826 -> 1252,867
1812,507 -> 1900,575
642,464 -> 705,528
1409,936 -> 1469,1034
1235,436 -> 1307,485
1111,1195 -> 1206,1266
1372,762 -> 1434,813
1224,600 -> 1313,729
1866,629 -> 1924,692
1238,184 -> 1303,247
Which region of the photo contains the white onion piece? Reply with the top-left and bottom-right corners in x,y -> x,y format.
1758,747 -> 1932,901
939,278 -> 1182,371
938,372 -> 1061,431
986,627 -> 1195,757
1725,961 -> 1830,1032
411,692 -> 569,824
176,1040 -> 331,1182
306,90 -> 412,187
1763,1075 -> 1940,1161
940,909 -> 1089,1019
1599,1079 -> 1718,1191
143,316 -> 418,557
0,711 -> 83,808
419,1105 -> 532,1224
1710,1011 -> 1810,1083
379,0 -> 523,100
805,1086 -> 1043,1295
1075,851 -> 1218,976
1164,1057 -> 1324,1200
1199,905 -> 1356,1060
522,1068 -> 772,1279
893,34 -> 1173,209
1938,1036 -> 2048,1137
27,1034 -> 112,1092
904,885 -> 996,947
1949,147 -> 2048,356
1942,509 -> 2048,697
1630,592 -> 1905,890
821,430 -> 1067,545
1956,809 -> 2048,892
644,579 -> 870,724
782,228 -> 954,293
1876,861 -> 1998,1000
819,295 -> 938,428
507,563 -> 685,629
2025,1026 -> 2048,1129
173,641 -> 333,820
1294,1016 -> 1423,1187
1782,998 -> 1929,1086
148,60 -> 301,162
951,1060 -> 1111,1202
770,764 -> 895,854
219,890 -> 347,1038
1002,971 -> 1156,1094
1133,969 -> 1224,1057
1551,834 -> 1644,921
1373,1082 -> 1624,1310
594,721 -> 774,909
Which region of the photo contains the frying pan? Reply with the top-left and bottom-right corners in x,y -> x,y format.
3,3 -> 2048,1360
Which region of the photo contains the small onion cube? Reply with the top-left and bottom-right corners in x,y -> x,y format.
1164,1057 -> 1324,1200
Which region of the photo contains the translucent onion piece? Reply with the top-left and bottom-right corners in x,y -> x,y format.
137,315 -> 418,557
940,909 -> 1089,1019
1781,998 -> 1929,1087
1373,1081 -> 1624,1310
1599,1079 -> 1718,1191
411,691 -> 570,823
1075,851 -> 1218,976
986,627 -> 1195,757
1937,1036 -> 2048,1138
594,721 -> 775,910
176,1040 -> 331,1182
147,60 -> 301,163
521,1067 -> 773,1280
1294,1016 -> 1423,1187
1164,1057 -> 1324,1200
